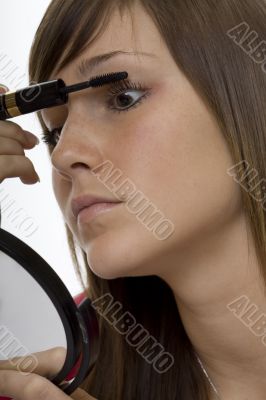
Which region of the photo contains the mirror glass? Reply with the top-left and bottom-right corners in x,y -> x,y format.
0,249 -> 67,372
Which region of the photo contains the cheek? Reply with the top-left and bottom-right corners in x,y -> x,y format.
51,169 -> 69,212
111,93 -> 242,242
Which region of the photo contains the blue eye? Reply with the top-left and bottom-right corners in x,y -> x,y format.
41,79 -> 151,147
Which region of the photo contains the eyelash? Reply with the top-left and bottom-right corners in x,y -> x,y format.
41,79 -> 151,147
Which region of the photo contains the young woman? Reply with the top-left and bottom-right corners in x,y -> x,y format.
0,0 -> 266,399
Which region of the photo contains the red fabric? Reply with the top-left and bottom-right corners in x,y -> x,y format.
73,291 -> 87,305
0,292 -> 87,399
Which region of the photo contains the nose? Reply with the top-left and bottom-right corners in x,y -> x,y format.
50,119 -> 102,181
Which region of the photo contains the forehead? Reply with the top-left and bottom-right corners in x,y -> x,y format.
49,4 -> 166,82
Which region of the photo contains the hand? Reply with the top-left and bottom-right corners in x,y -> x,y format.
0,347 -> 97,400
0,85 -> 40,185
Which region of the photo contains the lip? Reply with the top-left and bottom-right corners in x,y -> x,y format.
77,202 -> 122,224
71,194 -> 122,219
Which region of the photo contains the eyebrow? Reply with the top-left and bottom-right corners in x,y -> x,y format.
76,50 -> 157,78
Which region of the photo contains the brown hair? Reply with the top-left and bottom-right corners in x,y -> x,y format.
29,0 -> 266,398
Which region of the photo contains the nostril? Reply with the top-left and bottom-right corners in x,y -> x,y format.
72,162 -> 90,168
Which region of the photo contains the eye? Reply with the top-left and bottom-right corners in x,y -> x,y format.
41,79 -> 151,147
41,127 -> 62,147
105,78 -> 151,114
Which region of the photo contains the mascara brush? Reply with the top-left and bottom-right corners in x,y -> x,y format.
0,71 -> 128,121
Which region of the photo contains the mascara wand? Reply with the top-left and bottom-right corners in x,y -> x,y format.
0,71 -> 128,121
59,72 -> 128,94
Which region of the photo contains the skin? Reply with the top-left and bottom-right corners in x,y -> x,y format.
40,2 -> 266,399
0,348 -> 96,400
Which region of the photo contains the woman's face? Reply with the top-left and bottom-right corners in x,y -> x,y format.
41,3 -> 242,280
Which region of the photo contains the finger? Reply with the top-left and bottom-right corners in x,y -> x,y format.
0,369 -> 73,400
0,121 -> 39,148
71,387 -> 97,400
0,136 -> 25,156
0,347 -> 66,379
0,155 -> 40,184
0,370 -> 97,400
0,84 -> 9,94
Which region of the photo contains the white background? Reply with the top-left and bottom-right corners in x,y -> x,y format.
0,0 -> 84,296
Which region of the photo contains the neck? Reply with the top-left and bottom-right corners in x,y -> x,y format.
159,210 -> 266,399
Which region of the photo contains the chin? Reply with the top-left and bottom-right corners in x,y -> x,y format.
85,245 -> 139,280
83,228 -> 155,280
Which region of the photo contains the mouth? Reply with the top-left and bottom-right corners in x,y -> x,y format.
77,202 -> 122,224
71,193 -> 123,219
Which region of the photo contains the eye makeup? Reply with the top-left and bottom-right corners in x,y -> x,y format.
41,78 -> 152,148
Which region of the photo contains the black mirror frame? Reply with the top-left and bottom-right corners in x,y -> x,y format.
0,226 -> 99,394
